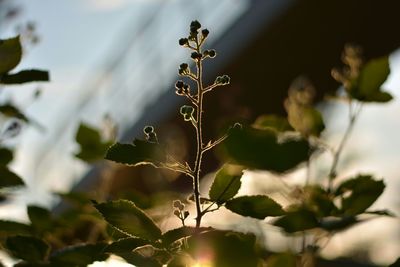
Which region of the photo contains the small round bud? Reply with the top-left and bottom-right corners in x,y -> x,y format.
191,52 -> 202,60
233,123 -> 242,130
190,20 -> 201,33
179,38 -> 188,46
208,49 -> 216,58
183,211 -> 189,219
143,126 -> 154,134
201,29 -> 209,37
173,200 -> 183,209
175,80 -> 184,89
184,114 -> 192,121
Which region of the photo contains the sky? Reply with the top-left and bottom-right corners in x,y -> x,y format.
0,0 -> 399,266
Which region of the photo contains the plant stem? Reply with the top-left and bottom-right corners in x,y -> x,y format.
327,101 -> 362,191
193,42 -> 205,228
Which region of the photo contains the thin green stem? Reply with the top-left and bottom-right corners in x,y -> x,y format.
327,101 -> 363,191
193,40 -> 205,228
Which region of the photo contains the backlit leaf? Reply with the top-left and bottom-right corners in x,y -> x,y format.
105,140 -> 167,167
225,195 -> 285,219
209,165 -> 243,205
349,56 -> 393,102
94,199 -> 162,241
252,115 -> 293,132
335,174 -> 385,215
0,220 -> 31,235
221,126 -> 311,173
162,226 -> 211,247
75,123 -> 112,162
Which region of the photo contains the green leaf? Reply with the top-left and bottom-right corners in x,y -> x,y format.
225,195 -> 285,219
75,123 -> 112,162
105,237 -> 149,253
0,167 -> 24,189
273,208 -> 319,233
0,147 -> 13,165
221,126 -> 311,173
209,165 -> 243,205
105,140 -> 167,167
186,230 -> 260,267
0,70 -> 49,84
252,115 -> 293,132
266,253 -> 296,267
0,220 -> 31,235
27,205 -> 53,234
6,235 -> 49,263
349,56 -> 393,102
50,243 -> 108,267
335,174 -> 385,215
94,199 -> 162,241
0,36 -> 22,74
162,226 -> 211,247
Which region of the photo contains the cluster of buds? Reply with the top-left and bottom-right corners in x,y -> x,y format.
173,200 -> 189,225
203,49 -> 216,59
175,80 -> 190,96
178,63 -> 190,76
178,20 -> 210,49
215,75 -> 230,85
331,44 -> 363,93
143,125 -> 158,143
180,105 -> 194,121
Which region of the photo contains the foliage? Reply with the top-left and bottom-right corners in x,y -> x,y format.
0,22 -> 397,267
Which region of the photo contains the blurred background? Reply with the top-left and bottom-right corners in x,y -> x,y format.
0,0 -> 399,266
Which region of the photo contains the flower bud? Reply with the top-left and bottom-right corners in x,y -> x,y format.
175,80 -> 184,89
179,38 -> 188,46
190,20 -> 201,33
173,210 -> 181,217
201,29 -> 209,37
191,52 -> 202,60
143,125 -> 154,134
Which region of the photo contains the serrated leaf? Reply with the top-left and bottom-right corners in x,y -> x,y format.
252,115 -> 293,132
105,140 -> 167,167
209,165 -> 243,205
162,226 -> 211,247
273,208 -> 319,233
349,56 -> 393,102
94,199 -> 162,241
6,235 -> 49,263
0,36 -> 22,74
0,70 -> 49,84
0,220 -> 31,235
75,123 -> 112,162
0,147 -> 13,165
225,195 -> 285,219
50,243 -> 108,267
221,126 -> 311,173
335,174 -> 385,215
0,167 -> 24,189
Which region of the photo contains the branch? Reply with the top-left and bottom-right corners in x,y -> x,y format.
203,133 -> 228,152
